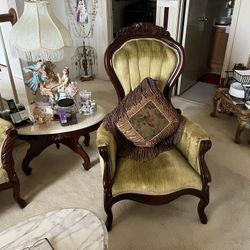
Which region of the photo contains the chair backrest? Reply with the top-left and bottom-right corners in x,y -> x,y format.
105,23 -> 185,103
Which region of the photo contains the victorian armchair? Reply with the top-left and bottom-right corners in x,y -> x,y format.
0,118 -> 27,208
96,23 -> 211,231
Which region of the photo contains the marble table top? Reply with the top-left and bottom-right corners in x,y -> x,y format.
17,105 -> 105,136
0,208 -> 108,250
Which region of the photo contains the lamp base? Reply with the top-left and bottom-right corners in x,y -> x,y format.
80,75 -> 95,82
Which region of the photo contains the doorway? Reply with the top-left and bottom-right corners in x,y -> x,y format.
111,0 -> 156,39
178,0 -> 235,103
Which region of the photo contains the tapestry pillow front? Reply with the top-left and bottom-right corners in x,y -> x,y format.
103,77 -> 184,161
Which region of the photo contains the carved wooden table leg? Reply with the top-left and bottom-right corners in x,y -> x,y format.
22,137 -> 53,176
61,135 -> 91,170
84,133 -> 90,146
210,89 -> 221,117
235,115 -> 248,144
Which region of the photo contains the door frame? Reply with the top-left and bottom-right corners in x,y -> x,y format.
221,0 -> 241,81
108,1 -> 164,43
159,0 -> 242,94
106,0 -> 113,45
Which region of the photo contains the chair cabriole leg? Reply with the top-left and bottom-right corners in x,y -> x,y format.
12,176 -> 27,208
105,203 -> 113,231
197,187 -> 209,224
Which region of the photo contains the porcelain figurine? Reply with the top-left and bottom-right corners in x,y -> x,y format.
23,61 -> 47,94
57,67 -> 70,93
66,81 -> 79,97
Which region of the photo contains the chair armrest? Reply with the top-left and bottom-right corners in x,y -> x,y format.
0,118 -> 17,179
96,124 -> 117,181
177,117 -> 211,178
0,118 -> 15,166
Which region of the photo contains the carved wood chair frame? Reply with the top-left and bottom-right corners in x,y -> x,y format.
100,22 -> 211,231
0,128 -> 27,208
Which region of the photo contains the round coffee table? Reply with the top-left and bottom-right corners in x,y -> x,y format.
18,105 -> 105,175
0,208 -> 108,250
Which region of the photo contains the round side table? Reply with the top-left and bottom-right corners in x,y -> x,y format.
0,208 -> 108,250
18,105 -> 105,175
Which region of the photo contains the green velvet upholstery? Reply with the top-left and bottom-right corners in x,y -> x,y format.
112,39 -> 178,95
0,119 -> 14,168
0,118 -> 26,208
0,169 -> 9,184
0,118 -> 13,176
96,116 -> 209,195
0,119 -> 14,184
96,124 -> 117,180
112,149 -> 202,196
99,24 -> 212,231
177,118 -> 209,175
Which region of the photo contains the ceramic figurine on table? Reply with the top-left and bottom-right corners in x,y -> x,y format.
39,83 -> 55,100
23,61 -> 47,94
44,61 -> 58,84
57,67 -> 70,93
66,81 -> 79,97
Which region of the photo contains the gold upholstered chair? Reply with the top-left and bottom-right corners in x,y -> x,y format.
0,118 -> 27,208
96,23 -> 211,231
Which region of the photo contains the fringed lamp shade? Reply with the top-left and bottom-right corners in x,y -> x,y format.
10,0 -> 72,62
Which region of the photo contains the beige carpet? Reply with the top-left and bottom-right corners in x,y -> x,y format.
0,80 -> 250,250
180,82 -> 217,105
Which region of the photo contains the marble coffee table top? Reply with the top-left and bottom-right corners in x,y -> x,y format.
17,105 -> 105,136
0,208 -> 108,250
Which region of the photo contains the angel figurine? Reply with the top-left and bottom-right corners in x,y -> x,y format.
23,61 -> 47,94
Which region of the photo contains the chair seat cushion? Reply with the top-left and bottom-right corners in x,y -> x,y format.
0,167 -> 9,184
112,148 -> 202,196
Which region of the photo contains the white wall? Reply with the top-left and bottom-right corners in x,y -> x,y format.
0,31 -> 7,65
87,0 -> 109,80
0,0 -> 110,105
51,0 -> 109,80
14,0 -> 109,81
48,0 -> 79,80
0,0 -> 30,104
1,0 -> 23,79
228,0 -> 250,69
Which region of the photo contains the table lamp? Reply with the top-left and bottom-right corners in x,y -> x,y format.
9,0 -> 73,96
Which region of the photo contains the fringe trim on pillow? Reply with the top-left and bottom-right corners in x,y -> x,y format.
117,116 -> 185,162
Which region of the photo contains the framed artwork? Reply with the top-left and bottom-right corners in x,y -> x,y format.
65,0 -> 98,38
75,0 -> 88,25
